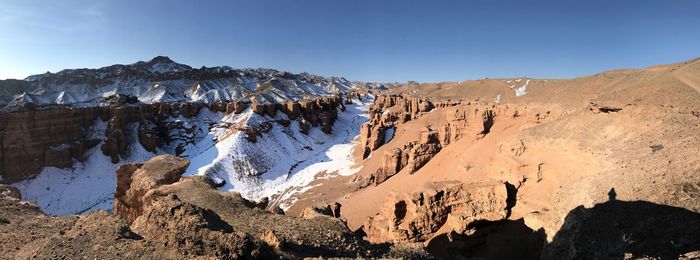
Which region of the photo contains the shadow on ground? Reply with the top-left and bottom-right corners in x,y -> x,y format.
423,187 -> 700,259
425,182 -> 546,259
426,218 -> 546,259
544,188 -> 700,259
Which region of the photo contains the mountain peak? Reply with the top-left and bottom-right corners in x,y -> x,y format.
141,56 -> 191,73
148,56 -> 176,64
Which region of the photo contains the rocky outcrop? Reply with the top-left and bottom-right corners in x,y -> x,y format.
3,192 -> 275,259
374,148 -> 408,185
227,101 -> 250,114
371,131 -> 443,185
137,119 -> 159,152
360,94 -> 527,186
131,196 -> 276,259
298,203 -> 335,220
364,181 -> 510,243
109,155 -> 430,259
113,154 -> 189,224
0,99 -> 227,182
360,95 -> 436,158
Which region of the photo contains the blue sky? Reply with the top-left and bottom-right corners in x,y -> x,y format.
1,0 -> 699,82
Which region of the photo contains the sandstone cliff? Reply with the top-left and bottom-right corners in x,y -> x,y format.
0,93 -> 353,183
364,181 -> 510,243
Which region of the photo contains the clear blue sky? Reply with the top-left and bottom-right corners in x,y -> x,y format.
1,0 -> 699,82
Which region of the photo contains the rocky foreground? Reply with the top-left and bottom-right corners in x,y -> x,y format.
0,154 -> 433,259
4,155 -> 696,259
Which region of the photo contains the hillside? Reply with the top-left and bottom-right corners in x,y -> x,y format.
1,57 -> 699,259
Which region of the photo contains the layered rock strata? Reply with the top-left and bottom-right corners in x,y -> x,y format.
0,94 -> 352,183
364,181 -> 510,243
359,94 -> 541,186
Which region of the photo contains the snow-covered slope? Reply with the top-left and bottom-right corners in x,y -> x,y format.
185,95 -> 373,209
14,94 -> 374,215
13,110 -> 225,215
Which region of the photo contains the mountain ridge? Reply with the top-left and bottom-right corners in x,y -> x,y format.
0,56 -> 386,112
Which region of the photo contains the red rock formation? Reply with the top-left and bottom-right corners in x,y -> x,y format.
0,93 -> 349,183
371,130 -> 442,185
373,148 -> 408,185
360,94 -> 436,159
226,101 -> 250,114
113,154 -> 189,224
281,101 -> 301,119
405,141 -> 441,174
138,119 -> 158,152
360,94 -> 520,186
207,102 -> 227,113
264,103 -> 278,117
252,101 -> 265,115
364,181 -> 510,243
0,107 -> 102,183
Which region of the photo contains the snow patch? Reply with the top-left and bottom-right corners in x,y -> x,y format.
384,127 -> 395,144
515,79 -> 530,97
13,120 -> 157,215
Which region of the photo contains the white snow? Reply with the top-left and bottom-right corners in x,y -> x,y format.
13,120 -> 157,215
384,127 -> 395,144
12,84 -> 375,215
515,79 -> 530,97
7,64 -> 361,111
149,62 -> 185,74
185,95 -> 374,210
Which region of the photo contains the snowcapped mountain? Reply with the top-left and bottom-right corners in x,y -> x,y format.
0,56 -> 370,111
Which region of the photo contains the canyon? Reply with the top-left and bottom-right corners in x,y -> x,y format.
1,57 -> 700,259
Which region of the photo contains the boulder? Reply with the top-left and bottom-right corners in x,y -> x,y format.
113,154 -> 190,224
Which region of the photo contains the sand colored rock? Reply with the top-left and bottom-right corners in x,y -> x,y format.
298,204 -> 334,219
113,154 -> 189,223
364,181 -> 510,243
131,195 -> 275,259
360,94 -> 436,158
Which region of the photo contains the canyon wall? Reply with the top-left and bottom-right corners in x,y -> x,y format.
358,94 -> 534,186
0,94 -> 352,183
364,181 -> 511,243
